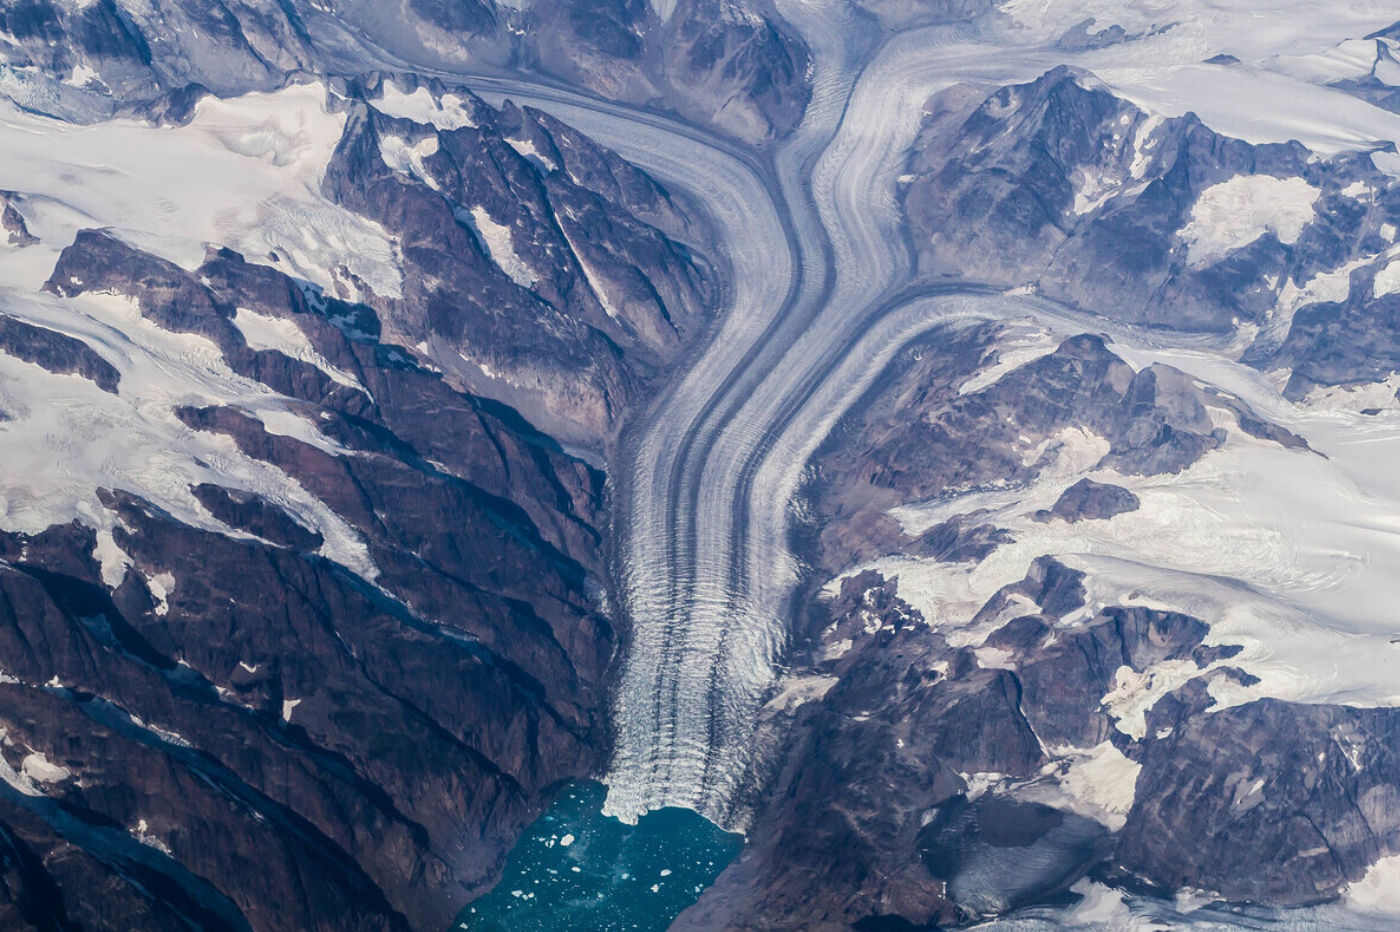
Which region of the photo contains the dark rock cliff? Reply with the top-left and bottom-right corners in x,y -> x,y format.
0,226 -> 624,930
323,78 -> 718,445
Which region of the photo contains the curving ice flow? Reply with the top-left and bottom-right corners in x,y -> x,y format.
476,3 -> 1400,831
506,11 -> 1006,826
482,16 -> 1141,827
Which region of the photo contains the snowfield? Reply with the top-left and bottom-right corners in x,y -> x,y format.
0,283 -> 377,582
1181,175 -> 1320,268
850,319 -> 1400,719
0,84 -> 402,301
0,85 -> 396,584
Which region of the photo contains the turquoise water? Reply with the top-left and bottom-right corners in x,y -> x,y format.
454,781 -> 743,932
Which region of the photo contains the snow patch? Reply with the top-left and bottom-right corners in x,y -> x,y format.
134,819 -> 172,856
974,646 -> 1017,670
960,771 -> 1007,801
0,747 -> 41,797
145,571 -> 175,617
62,62 -> 103,90
379,133 -> 441,191
1062,879 -> 1134,926
957,321 -> 1061,395
1341,180 -> 1371,199
92,527 -> 132,588
281,698 -> 302,722
21,751 -> 71,785
505,136 -> 557,173
232,306 -> 366,393
374,86 -> 477,130
1049,742 -> 1141,831
462,206 -> 536,288
1347,854 -> 1400,915
1128,114 -> 1165,180
764,674 -> 838,712
1375,257 -> 1400,298
1102,660 -> 1201,739
1259,257 -> 1368,351
1071,164 -> 1135,215
1181,175 -> 1320,268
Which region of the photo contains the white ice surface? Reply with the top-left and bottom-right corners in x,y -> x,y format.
1181,175 -> 1319,268
1051,742 -> 1141,831
505,136 -> 557,173
20,751 -> 71,784
1346,854 -> 1400,915
1374,256 -> 1400,297
373,85 -> 478,130
0,83 -> 402,301
0,272 -> 377,582
378,133 -> 441,191
463,205 -> 536,288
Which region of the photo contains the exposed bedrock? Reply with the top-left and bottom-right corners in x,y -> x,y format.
1032,478 -> 1140,523
0,220 -> 626,929
0,0 -> 812,144
0,313 -> 120,394
1117,698 -> 1400,907
688,547 -> 1400,927
323,79 -> 719,446
810,321 -> 1302,570
521,0 -> 812,142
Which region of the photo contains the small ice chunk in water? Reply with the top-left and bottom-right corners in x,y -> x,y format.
660,869 -> 672,877
559,833 -> 576,847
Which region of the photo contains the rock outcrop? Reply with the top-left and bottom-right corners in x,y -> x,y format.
0,314 -> 120,394
1032,478 -> 1139,523
904,66 -> 1400,399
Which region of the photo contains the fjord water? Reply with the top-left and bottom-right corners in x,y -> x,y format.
454,782 -> 742,931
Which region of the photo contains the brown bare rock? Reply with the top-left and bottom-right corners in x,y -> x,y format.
1032,477 -> 1140,523
0,313 -> 119,393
